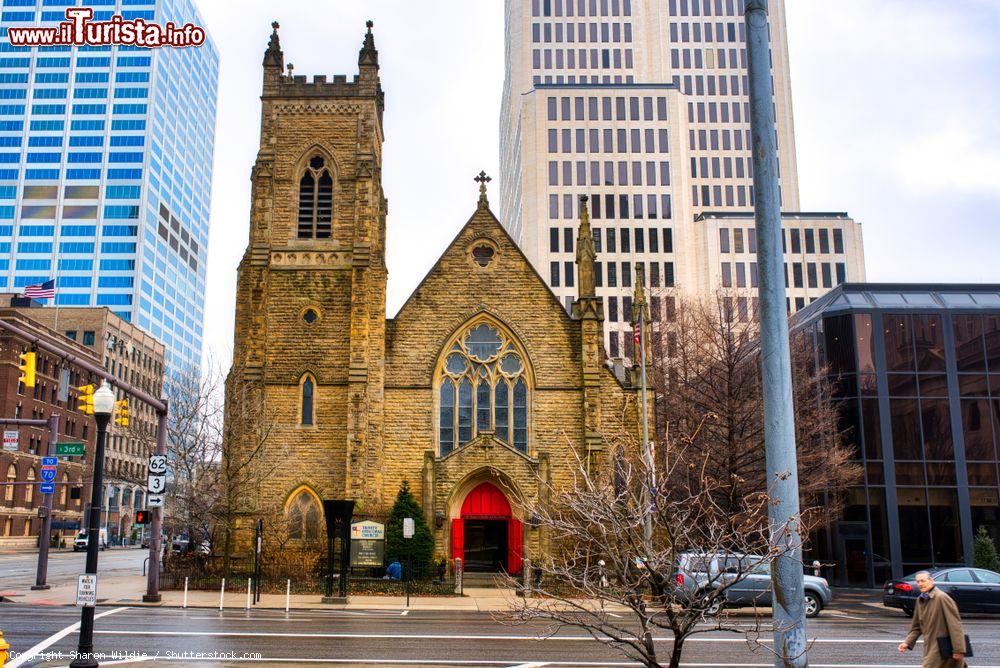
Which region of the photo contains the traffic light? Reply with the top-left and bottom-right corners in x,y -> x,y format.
76,384 -> 95,414
114,399 -> 129,427
135,510 -> 151,525
17,351 -> 36,388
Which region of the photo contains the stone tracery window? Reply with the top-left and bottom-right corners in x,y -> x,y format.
297,155 -> 333,239
286,488 -> 322,541
438,322 -> 529,455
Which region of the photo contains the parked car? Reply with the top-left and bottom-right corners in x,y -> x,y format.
140,531 -> 166,549
73,528 -> 109,552
883,567 -> 1000,616
676,552 -> 833,618
171,534 -> 211,555
171,534 -> 190,553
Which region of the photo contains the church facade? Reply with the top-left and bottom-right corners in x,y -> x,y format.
226,23 -> 645,573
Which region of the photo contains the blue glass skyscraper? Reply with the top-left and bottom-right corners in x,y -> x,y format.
0,0 -> 218,373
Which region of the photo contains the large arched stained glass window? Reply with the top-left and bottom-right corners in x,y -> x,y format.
287,488 -> 322,541
439,322 -> 529,455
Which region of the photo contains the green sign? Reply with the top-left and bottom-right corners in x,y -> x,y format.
56,441 -> 85,456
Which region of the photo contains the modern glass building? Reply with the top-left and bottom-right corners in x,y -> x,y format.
792,284 -> 1000,587
0,0 -> 218,373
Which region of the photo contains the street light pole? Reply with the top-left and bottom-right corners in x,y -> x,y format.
70,380 -> 115,668
744,1 -> 807,665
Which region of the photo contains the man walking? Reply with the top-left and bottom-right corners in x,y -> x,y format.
898,571 -> 968,667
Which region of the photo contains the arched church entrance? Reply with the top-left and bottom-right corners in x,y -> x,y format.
451,482 -> 522,574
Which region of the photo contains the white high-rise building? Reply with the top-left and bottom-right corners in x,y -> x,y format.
499,0 -> 864,359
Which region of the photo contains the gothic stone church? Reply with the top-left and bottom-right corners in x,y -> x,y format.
227,23 -> 644,574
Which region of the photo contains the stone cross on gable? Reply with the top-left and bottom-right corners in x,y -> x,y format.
475,171 -> 491,207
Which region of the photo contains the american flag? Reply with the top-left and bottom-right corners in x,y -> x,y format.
24,279 -> 55,299
633,322 -> 642,346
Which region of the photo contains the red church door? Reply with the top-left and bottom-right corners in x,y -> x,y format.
451,482 -> 522,574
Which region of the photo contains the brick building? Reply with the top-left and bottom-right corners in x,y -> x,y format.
225,24 -> 644,572
20,301 -> 165,544
0,306 -> 99,547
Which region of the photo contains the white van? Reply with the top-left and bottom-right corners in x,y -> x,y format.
73,527 -> 109,552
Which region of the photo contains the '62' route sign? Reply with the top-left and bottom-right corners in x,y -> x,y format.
147,454 -> 167,500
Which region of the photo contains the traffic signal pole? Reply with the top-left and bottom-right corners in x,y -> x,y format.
0,317 -> 171,602
0,415 -> 59,590
143,407 -> 168,602
33,413 -> 61,590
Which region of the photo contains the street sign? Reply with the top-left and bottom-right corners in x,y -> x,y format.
40,482 -> 55,495
147,475 -> 166,494
40,468 -> 57,483
42,456 -> 58,467
3,430 -> 18,452
148,455 -> 167,475
148,454 -> 167,501
76,573 -> 97,607
403,517 -> 414,539
58,367 -> 71,402
56,441 -> 85,456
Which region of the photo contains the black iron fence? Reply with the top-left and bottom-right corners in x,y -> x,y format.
161,559 -> 460,597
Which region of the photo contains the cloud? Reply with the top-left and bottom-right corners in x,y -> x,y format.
893,116 -> 1000,195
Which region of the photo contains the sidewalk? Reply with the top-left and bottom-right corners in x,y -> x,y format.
1,574 -> 522,611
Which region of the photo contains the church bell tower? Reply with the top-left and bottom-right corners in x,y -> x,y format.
229,20 -> 388,511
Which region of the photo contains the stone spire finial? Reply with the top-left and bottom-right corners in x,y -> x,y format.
263,20 -> 283,68
359,19 -> 379,67
474,171 -> 492,208
576,195 -> 596,298
632,263 -> 648,321
286,63 -> 294,77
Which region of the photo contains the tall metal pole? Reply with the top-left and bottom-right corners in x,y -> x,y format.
32,412 -> 61,590
143,405 -> 168,602
70,409 -> 110,668
744,2 -> 807,665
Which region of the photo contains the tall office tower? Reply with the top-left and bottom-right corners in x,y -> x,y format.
499,0 -> 864,359
0,0 -> 218,373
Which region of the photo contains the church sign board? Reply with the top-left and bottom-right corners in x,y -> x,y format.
350,520 -> 385,567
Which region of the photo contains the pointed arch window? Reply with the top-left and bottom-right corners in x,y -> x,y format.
287,488 -> 322,541
300,375 -> 315,426
438,322 -> 530,455
297,155 -> 333,239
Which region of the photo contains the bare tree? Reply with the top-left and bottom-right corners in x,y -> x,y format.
164,356 -> 282,576
218,358 -> 283,576
502,424 -> 809,668
163,361 -> 225,550
650,293 -> 861,524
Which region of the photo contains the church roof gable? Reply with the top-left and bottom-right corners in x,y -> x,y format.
391,198 -> 574,325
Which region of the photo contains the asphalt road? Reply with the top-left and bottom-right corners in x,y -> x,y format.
2,604 -> 999,667
0,547 -> 147,591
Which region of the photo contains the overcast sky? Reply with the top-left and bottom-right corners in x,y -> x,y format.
196,0 -> 1000,366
